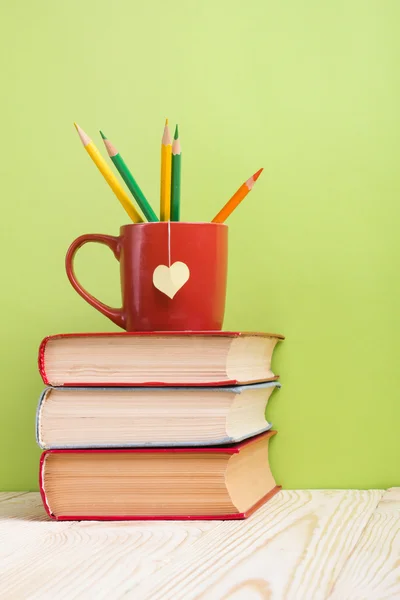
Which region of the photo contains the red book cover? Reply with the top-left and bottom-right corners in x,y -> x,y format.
39,431 -> 281,521
38,331 -> 284,387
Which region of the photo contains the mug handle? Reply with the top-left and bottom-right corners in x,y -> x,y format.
65,233 -> 125,329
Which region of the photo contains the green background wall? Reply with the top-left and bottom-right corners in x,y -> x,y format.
1,1 -> 399,490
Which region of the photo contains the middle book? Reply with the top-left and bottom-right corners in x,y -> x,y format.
36,382 -> 280,449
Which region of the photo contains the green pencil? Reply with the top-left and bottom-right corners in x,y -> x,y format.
100,131 -> 158,222
171,125 -> 181,221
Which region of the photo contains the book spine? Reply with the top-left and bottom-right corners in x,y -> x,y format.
39,451 -> 56,520
38,337 -> 50,385
35,389 -> 50,449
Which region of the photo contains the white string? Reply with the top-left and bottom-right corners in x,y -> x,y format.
167,221 -> 171,266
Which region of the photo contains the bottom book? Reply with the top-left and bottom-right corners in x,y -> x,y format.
39,430 -> 281,520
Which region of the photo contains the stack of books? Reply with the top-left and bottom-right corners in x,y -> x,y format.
36,331 -> 284,520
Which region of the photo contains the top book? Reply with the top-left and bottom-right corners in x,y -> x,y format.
39,331 -> 284,387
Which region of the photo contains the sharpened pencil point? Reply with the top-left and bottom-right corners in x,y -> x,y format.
162,120 -> 172,145
100,130 -> 107,140
174,124 -> 179,140
102,136 -> 118,158
253,168 -> 263,181
74,122 -> 91,147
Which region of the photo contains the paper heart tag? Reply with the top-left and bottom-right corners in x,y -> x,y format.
153,261 -> 190,299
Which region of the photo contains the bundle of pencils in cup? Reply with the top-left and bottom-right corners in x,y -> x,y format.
74,120 -> 263,224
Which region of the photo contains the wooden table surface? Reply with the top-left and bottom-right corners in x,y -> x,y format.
0,489 -> 399,599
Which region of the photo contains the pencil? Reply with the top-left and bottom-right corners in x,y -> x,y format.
170,125 -> 181,221
160,118 -> 172,221
100,131 -> 158,222
74,123 -> 143,223
211,168 -> 264,223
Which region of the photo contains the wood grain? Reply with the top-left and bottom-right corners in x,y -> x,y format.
130,490 -> 383,600
1,490 -> 397,600
0,492 -> 29,503
0,492 -> 48,518
0,493 -> 72,567
328,488 -> 400,599
0,493 -> 220,599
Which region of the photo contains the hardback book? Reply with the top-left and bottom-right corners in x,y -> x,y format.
38,331 -> 284,387
36,381 -> 280,449
39,431 -> 280,520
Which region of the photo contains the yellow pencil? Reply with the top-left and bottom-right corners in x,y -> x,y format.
160,118 -> 172,220
74,123 -> 143,223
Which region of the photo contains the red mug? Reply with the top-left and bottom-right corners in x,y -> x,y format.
65,222 -> 228,331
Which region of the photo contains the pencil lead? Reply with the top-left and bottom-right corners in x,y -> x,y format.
174,124 -> 179,139
74,123 -> 91,146
100,130 -> 107,140
253,168 -> 264,181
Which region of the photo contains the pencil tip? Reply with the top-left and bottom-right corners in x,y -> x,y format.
253,168 -> 264,181
162,120 -> 172,145
74,123 -> 91,146
174,124 -> 179,139
100,130 -> 107,140
103,136 -> 118,157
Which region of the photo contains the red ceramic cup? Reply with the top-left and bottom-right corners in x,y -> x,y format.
65,222 -> 228,332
